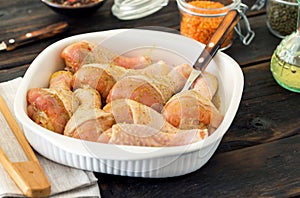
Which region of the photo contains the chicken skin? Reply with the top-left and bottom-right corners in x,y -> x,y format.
64,88 -> 115,142
106,64 -> 192,111
98,124 -> 208,147
27,71 -> 78,134
61,40 -> 152,72
162,89 -> 223,134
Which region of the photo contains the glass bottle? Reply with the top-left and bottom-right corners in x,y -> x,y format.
270,0 -> 300,92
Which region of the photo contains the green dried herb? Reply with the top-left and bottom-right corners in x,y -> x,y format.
267,0 -> 298,37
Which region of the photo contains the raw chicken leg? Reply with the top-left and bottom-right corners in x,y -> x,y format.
98,124 -> 208,147
106,64 -> 192,111
103,99 -> 177,133
107,75 -> 171,111
71,64 -> 117,100
113,55 -> 152,69
162,89 -> 223,134
64,88 -> 115,142
71,61 -> 172,102
61,41 -> 95,73
61,41 -> 152,72
101,98 -> 210,145
192,72 -> 218,100
27,71 -> 79,134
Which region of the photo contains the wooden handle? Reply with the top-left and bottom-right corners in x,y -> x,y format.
0,96 -> 38,161
194,9 -> 240,71
4,21 -> 68,51
0,96 -> 51,197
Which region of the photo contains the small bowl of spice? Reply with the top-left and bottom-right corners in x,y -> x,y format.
41,0 -> 105,16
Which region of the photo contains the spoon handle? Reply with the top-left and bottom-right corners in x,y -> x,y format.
194,9 -> 240,71
0,96 -> 51,197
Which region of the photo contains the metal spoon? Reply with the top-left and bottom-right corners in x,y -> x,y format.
181,9 -> 240,92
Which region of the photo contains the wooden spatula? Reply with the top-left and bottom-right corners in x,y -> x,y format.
0,96 -> 51,197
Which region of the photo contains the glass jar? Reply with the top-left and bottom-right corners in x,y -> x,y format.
266,0 -> 298,38
270,31 -> 300,92
176,0 -> 254,49
270,0 -> 300,93
112,0 -> 169,20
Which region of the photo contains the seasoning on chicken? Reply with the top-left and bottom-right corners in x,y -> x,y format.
61,41 -> 95,73
49,70 -> 73,90
162,89 -> 223,134
61,40 -> 152,72
103,99 -> 177,133
101,98 -> 210,146
64,88 -> 115,141
27,71 -> 79,134
71,61 -> 173,104
106,64 -> 192,111
71,64 -> 116,100
97,124 -> 208,147
192,71 -> 218,100
113,55 -> 151,69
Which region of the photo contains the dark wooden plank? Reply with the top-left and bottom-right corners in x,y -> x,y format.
0,64 -> 28,83
97,134 -> 300,198
218,62 -> 300,152
224,14 -> 282,66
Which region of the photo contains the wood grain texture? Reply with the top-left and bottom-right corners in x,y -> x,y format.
97,134 -> 300,198
218,62 -> 300,152
0,64 -> 28,83
224,15 -> 282,66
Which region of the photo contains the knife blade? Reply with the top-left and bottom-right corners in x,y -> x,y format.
181,9 -> 240,92
0,21 -> 68,51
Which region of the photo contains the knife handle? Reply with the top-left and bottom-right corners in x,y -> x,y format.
4,21 -> 68,51
194,9 -> 240,71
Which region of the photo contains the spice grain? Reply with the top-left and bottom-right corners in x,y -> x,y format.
179,0 -> 232,48
266,0 -> 298,38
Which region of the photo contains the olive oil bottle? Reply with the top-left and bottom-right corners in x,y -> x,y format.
270,0 -> 300,92
271,51 -> 300,92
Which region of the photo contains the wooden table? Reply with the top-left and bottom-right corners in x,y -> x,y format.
1,0 -> 300,197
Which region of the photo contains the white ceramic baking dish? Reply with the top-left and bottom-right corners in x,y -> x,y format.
14,29 -> 243,178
